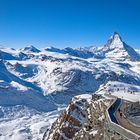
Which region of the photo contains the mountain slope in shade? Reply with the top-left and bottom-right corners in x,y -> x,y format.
45,46 -> 101,59
0,50 -> 17,60
22,45 -> 41,53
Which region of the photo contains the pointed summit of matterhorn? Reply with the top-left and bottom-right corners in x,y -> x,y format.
105,32 -> 124,49
101,32 -> 140,60
112,32 -> 122,40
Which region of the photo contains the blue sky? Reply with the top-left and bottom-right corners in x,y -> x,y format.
0,0 -> 140,49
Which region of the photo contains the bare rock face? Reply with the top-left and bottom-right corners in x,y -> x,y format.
43,94 -> 131,140
44,95 -> 91,140
73,95 -> 109,140
43,94 -> 110,140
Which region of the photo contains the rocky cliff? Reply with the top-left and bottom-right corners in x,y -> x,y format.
43,94 -> 111,140
43,93 -> 134,140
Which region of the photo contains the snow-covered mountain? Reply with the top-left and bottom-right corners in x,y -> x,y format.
98,32 -> 140,60
22,45 -> 41,53
0,32 -> 140,139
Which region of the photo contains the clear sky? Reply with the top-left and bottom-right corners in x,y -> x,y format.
0,0 -> 140,49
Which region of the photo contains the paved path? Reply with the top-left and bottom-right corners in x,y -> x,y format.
116,101 -> 140,136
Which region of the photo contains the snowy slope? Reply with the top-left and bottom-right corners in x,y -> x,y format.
0,32 -> 140,139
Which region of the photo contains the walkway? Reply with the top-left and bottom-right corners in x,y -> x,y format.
116,100 -> 140,136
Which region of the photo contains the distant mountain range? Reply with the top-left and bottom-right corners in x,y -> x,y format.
0,32 -> 140,139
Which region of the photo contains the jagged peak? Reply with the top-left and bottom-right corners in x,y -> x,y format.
23,45 -> 40,53
112,32 -> 122,41
25,45 -> 37,50
101,32 -> 140,60
105,32 -> 124,49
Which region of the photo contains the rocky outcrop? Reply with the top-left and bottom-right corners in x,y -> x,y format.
43,94 -> 135,140
43,94 -> 111,140
44,94 -> 90,140
73,95 -> 109,140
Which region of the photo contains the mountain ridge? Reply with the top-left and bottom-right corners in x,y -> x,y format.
0,32 -> 140,139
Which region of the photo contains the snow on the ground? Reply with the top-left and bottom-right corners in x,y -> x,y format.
99,81 -> 140,102
89,130 -> 98,136
0,106 -> 64,140
112,92 -> 140,102
10,81 -> 28,91
75,94 -> 92,102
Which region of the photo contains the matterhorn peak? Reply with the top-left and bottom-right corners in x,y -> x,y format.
102,32 -> 140,60
105,32 -> 124,49
112,32 -> 122,42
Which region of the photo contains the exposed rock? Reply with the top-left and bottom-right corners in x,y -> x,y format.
44,95 -> 90,140
43,94 -> 133,140
44,94 -> 111,140
73,95 -> 109,140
